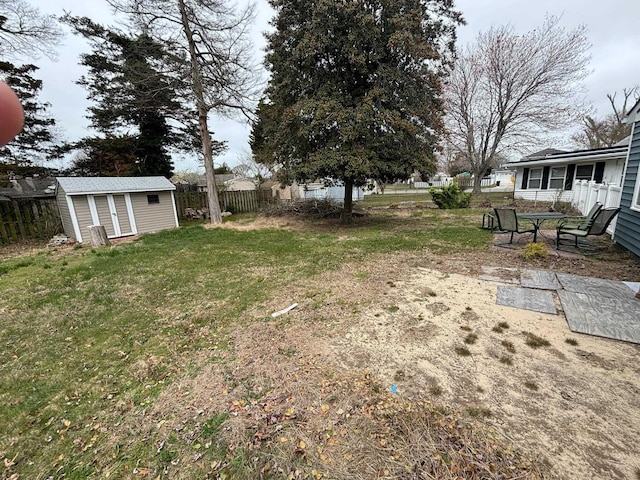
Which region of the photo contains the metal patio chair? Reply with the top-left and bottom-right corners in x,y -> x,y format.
556,207 -> 621,250
558,202 -> 602,231
493,208 -> 536,246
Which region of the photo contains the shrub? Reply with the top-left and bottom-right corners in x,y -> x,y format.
429,182 -> 471,209
520,242 -> 548,260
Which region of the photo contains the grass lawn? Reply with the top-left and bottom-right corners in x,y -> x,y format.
1,207 -> 636,478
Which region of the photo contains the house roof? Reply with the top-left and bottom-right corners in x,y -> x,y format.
0,176 -> 57,199
197,174 -> 235,187
505,143 -> 629,168
624,97 -> 640,124
523,148 -> 567,160
56,176 -> 175,195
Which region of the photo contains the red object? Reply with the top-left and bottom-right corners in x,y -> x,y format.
0,81 -> 24,147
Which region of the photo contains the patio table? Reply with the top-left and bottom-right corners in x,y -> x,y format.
517,212 -> 567,243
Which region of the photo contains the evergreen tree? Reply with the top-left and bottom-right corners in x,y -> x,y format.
254,0 -> 462,220
66,16 -> 211,177
0,61 -> 58,174
106,0 -> 259,223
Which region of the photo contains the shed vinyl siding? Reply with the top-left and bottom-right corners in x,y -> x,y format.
72,196 -> 95,244
130,191 -> 176,234
615,121 -> 640,258
56,187 -> 75,239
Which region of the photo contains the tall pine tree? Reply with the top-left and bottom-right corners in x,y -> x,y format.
0,61 -> 58,175
66,16 -> 208,177
254,0 -> 462,220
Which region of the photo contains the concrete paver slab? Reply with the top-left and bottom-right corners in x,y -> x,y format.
556,273 -> 636,300
521,269 -> 560,290
558,290 -> 640,344
496,286 -> 557,314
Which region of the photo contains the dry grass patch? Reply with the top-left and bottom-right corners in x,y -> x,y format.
524,332 -> 551,349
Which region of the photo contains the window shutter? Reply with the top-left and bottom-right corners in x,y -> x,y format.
594,162 -> 605,183
565,164 -> 575,190
521,168 -> 529,189
541,166 -> 550,190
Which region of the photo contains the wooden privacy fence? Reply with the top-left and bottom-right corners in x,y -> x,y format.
0,198 -> 63,245
174,190 -> 273,218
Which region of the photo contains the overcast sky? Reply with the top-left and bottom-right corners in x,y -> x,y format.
22,0 -> 640,173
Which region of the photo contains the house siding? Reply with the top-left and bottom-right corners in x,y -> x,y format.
130,191 -> 176,234
56,186 -> 75,239
513,157 -> 625,203
615,122 -> 640,258
72,196 -> 95,243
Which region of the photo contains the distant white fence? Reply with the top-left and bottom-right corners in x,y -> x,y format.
415,177 -> 493,189
571,180 -> 622,234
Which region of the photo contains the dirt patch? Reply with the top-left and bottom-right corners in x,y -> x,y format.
331,266 -> 640,480
143,252 -> 640,479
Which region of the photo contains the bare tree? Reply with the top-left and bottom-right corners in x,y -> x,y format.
0,0 -> 63,60
232,150 -> 272,187
445,16 -> 590,193
572,87 -> 639,149
108,0 -> 260,223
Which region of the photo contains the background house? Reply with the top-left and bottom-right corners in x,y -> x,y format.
614,99 -> 640,257
272,180 -> 365,202
197,174 -> 235,192
56,176 -> 179,243
0,176 -> 56,202
506,139 -> 629,203
224,177 -> 256,191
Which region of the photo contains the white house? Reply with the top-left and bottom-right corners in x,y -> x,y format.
505,138 -> 629,203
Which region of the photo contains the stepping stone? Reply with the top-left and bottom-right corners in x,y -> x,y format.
556,273 -> 636,300
559,290 -> 640,345
496,286 -> 557,314
521,269 -> 560,290
479,266 -> 520,284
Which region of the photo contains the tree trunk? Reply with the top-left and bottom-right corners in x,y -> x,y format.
88,225 -> 110,247
178,0 -> 222,224
342,178 -> 354,224
472,175 -> 483,194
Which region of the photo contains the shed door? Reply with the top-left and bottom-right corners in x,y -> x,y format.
94,195 -> 116,237
88,194 -> 136,238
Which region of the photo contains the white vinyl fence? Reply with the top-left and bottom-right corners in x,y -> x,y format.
415,177 -> 493,189
571,180 -> 622,235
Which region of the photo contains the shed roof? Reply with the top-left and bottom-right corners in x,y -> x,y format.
56,176 -> 175,195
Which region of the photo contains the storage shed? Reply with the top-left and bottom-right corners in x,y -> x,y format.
55,177 -> 179,243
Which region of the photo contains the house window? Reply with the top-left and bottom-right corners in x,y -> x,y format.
147,194 -> 160,204
549,167 -> 566,189
528,168 -> 542,189
575,164 -> 594,181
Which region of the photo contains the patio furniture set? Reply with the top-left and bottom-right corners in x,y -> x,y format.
483,203 -> 621,250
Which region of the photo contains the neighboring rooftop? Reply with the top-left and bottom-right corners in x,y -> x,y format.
0,176 -> 57,201
523,148 -> 568,160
